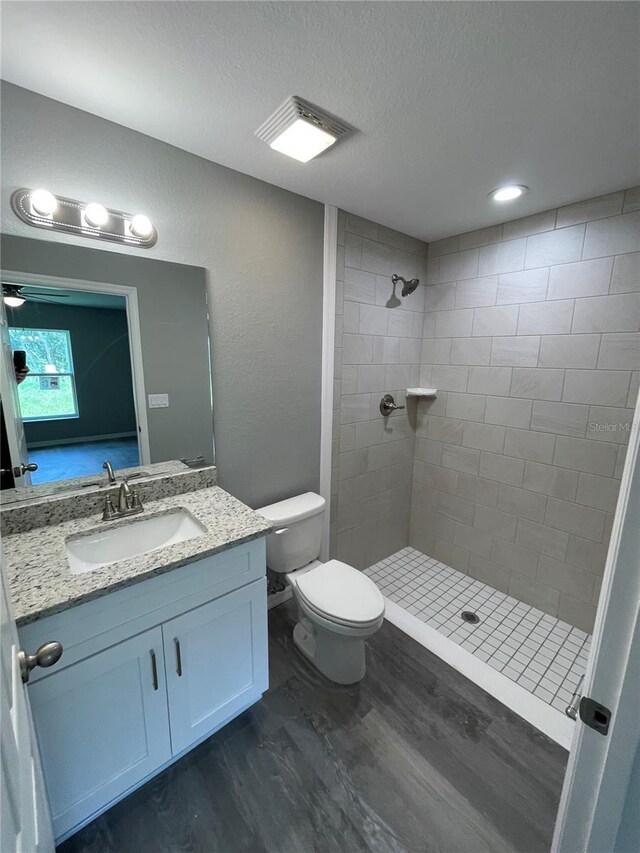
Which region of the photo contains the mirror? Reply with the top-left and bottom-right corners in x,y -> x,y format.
0,234 -> 214,502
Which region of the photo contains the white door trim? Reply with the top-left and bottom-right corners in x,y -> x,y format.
319,205 -> 338,561
552,387 -> 640,852
1,270 -> 151,468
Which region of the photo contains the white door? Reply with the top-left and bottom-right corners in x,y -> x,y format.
552,390 -> 640,852
0,551 -> 55,853
163,579 -> 268,755
28,626 -> 172,841
0,295 -> 34,486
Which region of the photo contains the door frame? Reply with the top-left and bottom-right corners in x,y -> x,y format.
0,269 -> 151,471
319,205 -> 338,561
552,386 -> 640,851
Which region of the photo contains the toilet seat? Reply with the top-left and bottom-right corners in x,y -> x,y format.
294,560 -> 385,627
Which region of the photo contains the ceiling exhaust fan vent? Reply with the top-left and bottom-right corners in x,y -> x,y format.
255,96 -> 351,162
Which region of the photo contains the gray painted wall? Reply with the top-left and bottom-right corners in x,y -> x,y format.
0,83 -> 324,507
7,300 -> 136,444
1,234 -> 213,465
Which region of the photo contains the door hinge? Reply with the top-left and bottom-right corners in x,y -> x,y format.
579,697 -> 611,736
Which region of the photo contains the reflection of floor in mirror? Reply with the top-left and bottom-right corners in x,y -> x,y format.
28,437 -> 139,484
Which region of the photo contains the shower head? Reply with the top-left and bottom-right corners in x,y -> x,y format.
391,274 -> 420,297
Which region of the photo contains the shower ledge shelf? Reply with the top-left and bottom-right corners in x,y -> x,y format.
406,387 -> 438,398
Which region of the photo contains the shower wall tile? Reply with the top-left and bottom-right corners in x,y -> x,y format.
333,210 -> 427,569
409,190 -> 639,632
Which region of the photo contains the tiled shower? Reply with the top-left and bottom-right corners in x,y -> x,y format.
331,188 -> 639,712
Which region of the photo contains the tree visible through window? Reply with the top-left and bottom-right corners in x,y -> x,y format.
9,327 -> 79,421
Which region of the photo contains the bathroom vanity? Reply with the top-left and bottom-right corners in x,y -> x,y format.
1,466 -> 271,843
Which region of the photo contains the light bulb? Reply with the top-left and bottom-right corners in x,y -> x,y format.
84,202 -> 109,228
130,214 -> 153,238
490,185 -> 528,202
30,189 -> 58,216
3,295 -> 25,307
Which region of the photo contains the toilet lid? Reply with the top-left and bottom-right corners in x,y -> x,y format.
295,560 -> 385,625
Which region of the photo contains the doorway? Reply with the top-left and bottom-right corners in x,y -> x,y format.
1,274 -> 150,488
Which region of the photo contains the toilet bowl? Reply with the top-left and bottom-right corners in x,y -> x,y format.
258,493 -> 384,684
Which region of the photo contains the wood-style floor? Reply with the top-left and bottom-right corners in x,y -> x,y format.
59,601 -> 568,853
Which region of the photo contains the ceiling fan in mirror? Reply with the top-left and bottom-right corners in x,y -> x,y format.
2,284 -> 71,308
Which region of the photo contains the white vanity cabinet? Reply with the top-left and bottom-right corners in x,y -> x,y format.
28,626 -> 172,837
17,538 -> 268,843
163,581 -> 267,754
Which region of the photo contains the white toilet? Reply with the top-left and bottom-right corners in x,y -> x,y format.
258,492 -> 385,685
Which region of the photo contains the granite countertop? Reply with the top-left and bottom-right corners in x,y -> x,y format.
5,486 -> 272,626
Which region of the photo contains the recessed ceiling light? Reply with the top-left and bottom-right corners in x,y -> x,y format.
30,189 -> 57,217
490,185 -> 529,202
130,214 -> 153,238
84,203 -> 109,228
256,96 -> 349,163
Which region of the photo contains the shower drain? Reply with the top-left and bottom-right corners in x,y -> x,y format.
461,611 -> 480,624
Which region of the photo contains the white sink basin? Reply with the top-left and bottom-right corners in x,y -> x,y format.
66,509 -> 207,574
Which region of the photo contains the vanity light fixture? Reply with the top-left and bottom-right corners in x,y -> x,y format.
30,188 -> 58,217
129,214 -> 153,238
83,202 -> 109,228
490,185 -> 529,202
11,188 -> 157,248
255,96 -> 350,163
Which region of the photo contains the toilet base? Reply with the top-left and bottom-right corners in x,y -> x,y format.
293,614 -> 367,685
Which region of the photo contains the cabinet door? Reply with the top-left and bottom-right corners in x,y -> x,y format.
163,578 -> 268,755
28,626 -> 171,841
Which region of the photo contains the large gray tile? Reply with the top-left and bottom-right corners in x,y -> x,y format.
582,211 -> 640,259
547,257 -> 613,300
562,370 -> 631,406
523,461 -> 579,500
497,268 -> 549,305
553,436 -> 618,476
544,497 -> 606,542
572,293 -> 640,333
597,333 -> 640,370
524,225 -> 585,269
504,428 -> 556,463
516,518 -> 569,561
491,336 -> 540,367
468,366 -> 513,396
450,337 -> 492,365
472,305 -> 518,337
517,300 -> 574,335
530,401 -> 589,437
455,277 -> 498,308
484,396 -> 533,428
510,368 -> 564,401
538,335 -> 600,369
610,252 -> 640,294
555,192 -> 624,228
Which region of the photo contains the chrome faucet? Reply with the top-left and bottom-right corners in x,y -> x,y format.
102,478 -> 144,521
103,460 -> 116,484
118,479 -> 132,512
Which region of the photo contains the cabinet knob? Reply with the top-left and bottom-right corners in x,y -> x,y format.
18,641 -> 63,683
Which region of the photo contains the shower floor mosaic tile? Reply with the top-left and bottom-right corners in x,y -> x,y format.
364,547 -> 591,714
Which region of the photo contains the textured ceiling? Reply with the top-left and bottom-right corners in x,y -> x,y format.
1,1 -> 638,240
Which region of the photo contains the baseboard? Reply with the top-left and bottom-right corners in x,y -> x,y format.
28,432 -> 138,449
268,587 -> 293,610
383,598 -> 574,750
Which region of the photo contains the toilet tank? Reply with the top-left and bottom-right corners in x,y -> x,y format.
257,492 -> 325,573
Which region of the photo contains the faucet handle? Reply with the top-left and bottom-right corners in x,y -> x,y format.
102,496 -> 116,521
130,489 -> 143,510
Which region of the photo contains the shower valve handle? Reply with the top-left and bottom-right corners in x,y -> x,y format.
380,394 -> 405,416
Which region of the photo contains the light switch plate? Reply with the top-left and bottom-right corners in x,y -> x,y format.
148,393 -> 169,409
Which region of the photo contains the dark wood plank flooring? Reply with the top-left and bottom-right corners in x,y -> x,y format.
59,601 -> 567,853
